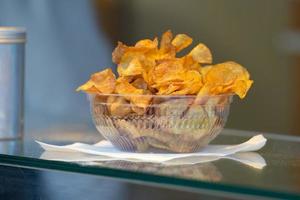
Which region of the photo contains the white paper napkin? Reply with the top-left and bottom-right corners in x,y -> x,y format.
36,134 -> 267,164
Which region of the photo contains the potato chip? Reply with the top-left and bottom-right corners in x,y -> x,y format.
198,61 -> 253,98
159,30 -> 173,52
180,55 -> 202,71
147,57 -> 204,95
112,42 -> 128,64
158,30 -> 176,59
115,119 -> 142,139
90,68 -> 116,93
115,38 -> 158,78
115,77 -> 144,95
117,57 -> 144,77
200,65 -> 213,76
79,30 -> 253,106
115,77 -> 152,113
131,77 -> 148,90
172,70 -> 203,95
224,79 -> 253,99
204,61 -> 249,85
130,90 -> 153,115
149,59 -> 185,86
130,89 -> 152,111
76,80 -> 99,93
94,94 -> 108,104
172,34 -> 193,52
77,68 -> 116,94
107,96 -> 132,117
135,38 -> 158,49
188,43 -> 212,64
157,70 -> 202,95
156,83 -> 183,95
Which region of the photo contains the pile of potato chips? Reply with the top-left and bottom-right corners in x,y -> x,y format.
77,30 -> 253,115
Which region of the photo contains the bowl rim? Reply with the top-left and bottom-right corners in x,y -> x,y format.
87,92 -> 235,99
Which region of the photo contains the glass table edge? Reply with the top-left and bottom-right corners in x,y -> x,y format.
0,154 -> 299,199
223,128 -> 300,141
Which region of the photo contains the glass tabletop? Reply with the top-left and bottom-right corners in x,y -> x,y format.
0,128 -> 299,199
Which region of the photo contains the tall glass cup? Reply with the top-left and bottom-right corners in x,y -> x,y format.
0,27 -> 26,139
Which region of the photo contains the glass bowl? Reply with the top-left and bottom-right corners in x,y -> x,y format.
89,93 -> 233,153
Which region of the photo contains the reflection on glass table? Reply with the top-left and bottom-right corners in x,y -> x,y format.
0,128 -> 299,199
0,164 -> 234,200
41,151 -> 266,169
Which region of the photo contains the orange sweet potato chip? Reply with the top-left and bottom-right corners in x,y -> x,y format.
171,34 -> 193,52
172,70 -> 203,95
75,80 -> 99,93
180,55 -> 202,71
79,30 -> 253,106
149,59 -> 185,89
112,42 -> 128,64
131,77 -> 148,90
115,77 -> 143,95
158,30 -> 176,59
115,77 -> 152,113
107,96 -> 132,117
156,82 -> 183,95
77,68 -> 116,94
149,58 -> 203,95
159,30 -> 174,53
117,57 -> 144,77
114,38 -> 159,78
135,38 -> 158,49
198,61 -> 253,98
188,43 -> 212,64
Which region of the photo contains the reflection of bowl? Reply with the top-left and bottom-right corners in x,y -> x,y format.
90,94 -> 233,153
96,161 -> 222,182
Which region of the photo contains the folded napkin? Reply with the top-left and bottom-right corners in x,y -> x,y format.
36,134 -> 267,166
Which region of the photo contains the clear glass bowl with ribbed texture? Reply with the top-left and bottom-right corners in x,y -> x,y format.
90,93 -> 233,153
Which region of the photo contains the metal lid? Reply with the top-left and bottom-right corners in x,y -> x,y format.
0,27 -> 26,43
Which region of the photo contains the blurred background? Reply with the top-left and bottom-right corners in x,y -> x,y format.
0,0 -> 299,135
